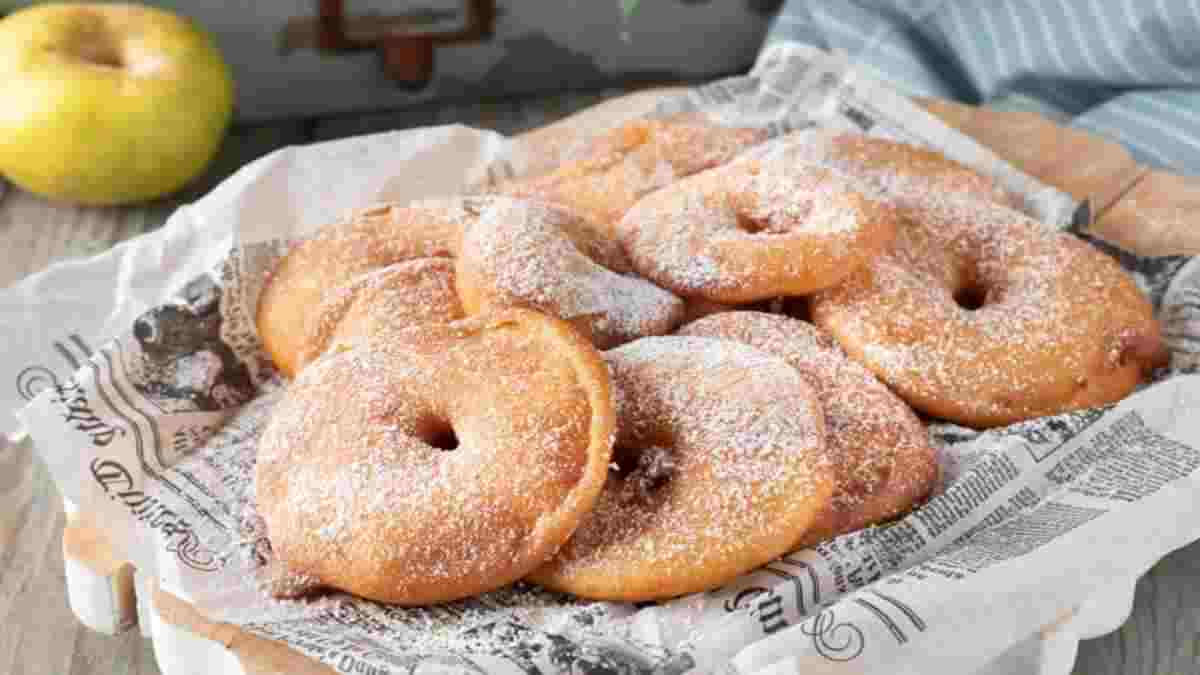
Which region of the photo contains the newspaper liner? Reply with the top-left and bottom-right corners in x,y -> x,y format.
13,42 -> 1200,675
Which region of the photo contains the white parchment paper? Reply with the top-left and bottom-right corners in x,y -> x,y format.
8,43 -> 1200,675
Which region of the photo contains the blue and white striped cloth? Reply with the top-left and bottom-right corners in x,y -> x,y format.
766,0 -> 1200,175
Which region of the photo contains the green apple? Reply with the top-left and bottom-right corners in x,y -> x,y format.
0,3 -> 234,205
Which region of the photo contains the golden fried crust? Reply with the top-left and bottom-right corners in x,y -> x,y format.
497,114 -> 768,239
763,128 -> 1018,208
678,312 -> 937,548
256,200 -> 473,378
811,202 -> 1167,428
617,161 -> 901,303
529,336 -> 833,601
455,198 -> 684,349
295,258 -> 464,371
255,309 -> 615,606
765,129 -> 1164,428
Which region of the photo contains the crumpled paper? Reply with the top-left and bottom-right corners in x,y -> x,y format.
8,43 -> 1200,675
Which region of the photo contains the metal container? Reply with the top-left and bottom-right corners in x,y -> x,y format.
2,0 -> 778,121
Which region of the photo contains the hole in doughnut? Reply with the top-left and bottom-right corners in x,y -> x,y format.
953,283 -> 989,312
776,297 -> 811,322
612,445 -> 677,502
610,446 -> 642,479
735,213 -> 770,235
421,422 -> 460,452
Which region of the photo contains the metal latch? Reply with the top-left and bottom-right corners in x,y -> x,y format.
281,0 -> 497,89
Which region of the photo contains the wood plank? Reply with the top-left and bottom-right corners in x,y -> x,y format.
0,447 -> 158,675
66,627 -> 158,675
0,122 -> 310,290
1093,170 -> 1200,257
0,191 -> 159,289
0,439 -> 57,644
0,449 -> 73,674
310,88 -> 626,140
1073,541 -> 1200,675
916,97 -> 1144,220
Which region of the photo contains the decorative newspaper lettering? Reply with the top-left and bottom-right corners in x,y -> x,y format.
17,42 -> 1200,675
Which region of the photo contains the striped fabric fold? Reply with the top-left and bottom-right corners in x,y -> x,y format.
767,0 -> 1200,173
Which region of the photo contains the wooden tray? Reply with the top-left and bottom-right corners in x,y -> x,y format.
59,88 -> 1200,675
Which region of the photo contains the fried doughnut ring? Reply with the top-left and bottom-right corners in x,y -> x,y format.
257,199 -> 486,378
529,336 -> 833,601
256,309 -> 616,605
498,113 -> 767,238
679,312 -> 937,547
455,197 -> 685,349
294,258 -> 464,371
617,159 -> 901,303
811,198 -> 1167,428
756,127 -> 1017,209
761,129 -> 1165,427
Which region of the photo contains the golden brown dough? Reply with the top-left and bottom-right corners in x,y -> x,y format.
529,336 -> 833,601
256,199 -> 480,378
757,127 -> 1017,208
455,197 -> 684,349
617,159 -> 900,303
763,129 -> 1166,427
497,113 -> 768,238
678,312 -> 937,547
256,310 -> 615,605
810,198 -> 1166,428
295,257 -> 464,372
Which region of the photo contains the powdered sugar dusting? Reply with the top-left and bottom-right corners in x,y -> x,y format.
298,258 -> 463,369
779,130 -> 1161,426
754,128 -> 1016,209
459,197 -> 685,348
256,313 -> 611,604
537,336 -> 831,595
496,114 -> 768,234
618,158 -> 899,302
678,312 -> 937,544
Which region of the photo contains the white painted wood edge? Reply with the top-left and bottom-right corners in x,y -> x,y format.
62,553 -> 136,636
66,516 -> 1142,675
136,569 -> 154,638
62,496 -> 138,636
147,590 -> 245,675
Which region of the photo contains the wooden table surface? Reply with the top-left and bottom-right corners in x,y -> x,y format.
1,90 -> 1198,675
